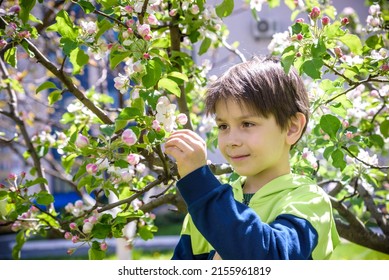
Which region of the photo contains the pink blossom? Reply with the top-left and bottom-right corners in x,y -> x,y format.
295,18 -> 304,23
69,222 -> 77,230
341,17 -> 349,26
9,5 -> 20,14
334,47 -> 343,58
342,120 -> 349,128
86,163 -> 98,174
137,24 -> 151,39
169,9 -> 178,17
152,120 -> 161,131
100,242 -> 108,251
71,236 -> 79,243
127,153 -> 140,166
67,248 -> 75,255
296,33 -> 303,41
190,5 -> 200,15
321,16 -> 330,26
176,113 -> 188,125
75,134 -> 89,148
7,173 -> 17,180
143,52 -> 151,59
345,131 -> 354,139
74,200 -> 83,208
122,129 -> 137,146
0,39 -> 7,50
5,22 -> 17,36
125,5 -> 134,13
64,232 -> 73,240
309,7 -> 320,20
147,14 -> 159,25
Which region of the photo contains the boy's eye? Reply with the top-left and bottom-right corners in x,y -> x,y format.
242,122 -> 255,128
217,124 -> 228,131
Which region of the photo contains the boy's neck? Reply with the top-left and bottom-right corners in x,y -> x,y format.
243,167 -> 291,194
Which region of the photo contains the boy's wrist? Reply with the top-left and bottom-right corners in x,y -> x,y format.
177,165 -> 221,206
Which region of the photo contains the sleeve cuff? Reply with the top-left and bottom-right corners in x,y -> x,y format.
177,165 -> 222,206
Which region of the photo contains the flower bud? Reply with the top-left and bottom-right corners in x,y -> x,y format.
67,248 -> 76,255
176,113 -> 188,125
69,222 -> 77,230
86,163 -> 98,174
296,33 -> 303,41
334,47 -> 343,58
127,153 -> 140,166
169,9 -> 178,17
152,120 -> 161,131
75,134 -> 89,148
121,129 -> 137,146
64,232 -> 73,240
71,235 -> 79,243
295,18 -> 304,23
321,16 -> 330,26
309,7 -> 321,20
100,242 -> 108,251
341,17 -> 349,26
0,39 -> 7,50
82,222 -> 93,234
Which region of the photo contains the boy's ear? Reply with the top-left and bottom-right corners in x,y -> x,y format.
286,112 -> 306,146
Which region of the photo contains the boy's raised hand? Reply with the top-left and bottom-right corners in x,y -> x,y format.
164,129 -> 207,178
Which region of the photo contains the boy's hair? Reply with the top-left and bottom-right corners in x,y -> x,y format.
205,55 -> 310,141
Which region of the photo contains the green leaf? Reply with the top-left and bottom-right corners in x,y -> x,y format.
48,10 -> 78,40
96,19 -> 113,40
199,37 -> 212,55
331,149 -> 346,171
36,191 -> 54,206
366,35 -> 384,50
138,226 -> 156,240
20,0 -> 36,24
117,107 -> 141,120
320,114 -> 341,138
77,0 -> 96,13
338,34 -> 363,55
158,78 -> 181,97
20,41 -> 35,58
168,71 -> 189,82
109,50 -> 130,69
88,241 -> 106,260
215,0 -> 234,18
48,90 -> 63,105
4,47 -> 17,68
60,38 -> 78,56
380,120 -> 389,137
100,124 -> 115,137
281,45 -> 296,74
115,120 -> 128,132
24,177 -> 48,188
301,58 -> 323,79
369,134 -> 385,148
142,59 -> 162,88
69,48 -> 89,74
36,81 -> 58,94
12,231 -> 26,260
92,223 -> 112,239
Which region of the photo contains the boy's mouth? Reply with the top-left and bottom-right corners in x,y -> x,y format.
229,154 -> 250,162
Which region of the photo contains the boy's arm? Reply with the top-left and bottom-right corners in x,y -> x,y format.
177,165 -> 319,260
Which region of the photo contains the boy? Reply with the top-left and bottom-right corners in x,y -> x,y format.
164,56 -> 340,260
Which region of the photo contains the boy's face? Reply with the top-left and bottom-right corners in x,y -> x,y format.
215,99 -> 291,187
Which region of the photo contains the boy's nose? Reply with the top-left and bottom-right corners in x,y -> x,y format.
226,130 -> 243,147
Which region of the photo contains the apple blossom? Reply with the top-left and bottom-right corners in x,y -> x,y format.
69,222 -> 77,230
309,7 -> 320,20
341,17 -> 349,26
86,163 -> 98,174
64,232 -> 73,240
369,4 -> 380,16
147,14 -> 159,25
71,235 -> 79,243
321,16 -> 330,26
127,153 -> 141,166
295,18 -> 304,23
156,98 -> 177,132
152,119 -> 161,131
9,5 -> 20,14
114,73 -> 130,94
169,9 -> 178,17
0,39 -> 7,50
5,22 -> 17,37
100,242 -> 108,251
82,222 -> 93,234
122,128 -> 137,146
190,5 -> 200,15
75,134 -> 89,148
135,163 -> 146,174
74,200 -> 83,208
176,113 -> 188,125
67,248 -> 75,255
250,0 -> 266,12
